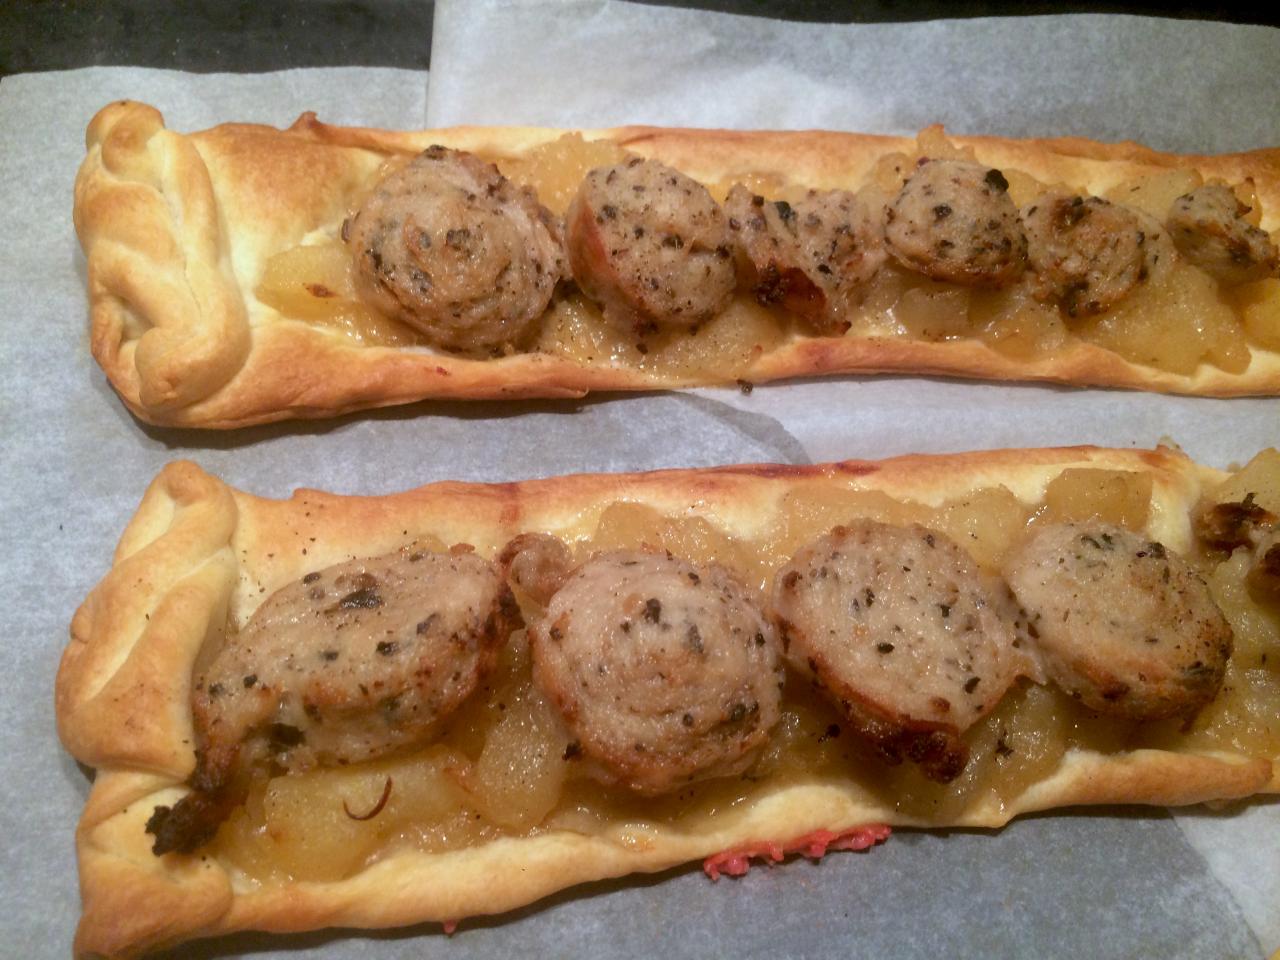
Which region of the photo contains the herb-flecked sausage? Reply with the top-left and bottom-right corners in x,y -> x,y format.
772,520 -> 1028,782
565,159 -> 736,334
145,544 -> 520,855
530,550 -> 783,795
1166,183 -> 1279,285
1004,523 -> 1231,718
347,146 -> 564,353
726,184 -> 886,334
884,159 -> 1027,287
1022,192 -> 1161,316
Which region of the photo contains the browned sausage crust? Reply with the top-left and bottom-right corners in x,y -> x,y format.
498,531 -> 575,607
1167,183 -> 1279,285
1022,192 -> 1164,317
771,520 -> 1028,783
565,158 -> 736,334
725,184 -> 887,335
530,550 -> 783,795
146,544 -> 520,854
1004,523 -> 1231,719
346,146 -> 564,353
1192,495 -> 1280,600
1194,494 -> 1276,551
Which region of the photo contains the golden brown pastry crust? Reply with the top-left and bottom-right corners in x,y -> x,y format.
57,446 -> 1277,958
75,102 -> 1280,428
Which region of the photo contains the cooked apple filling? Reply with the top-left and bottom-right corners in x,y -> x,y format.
203,453 -> 1280,886
252,130 -> 1278,378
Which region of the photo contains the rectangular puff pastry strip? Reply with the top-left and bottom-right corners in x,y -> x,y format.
57,446 -> 1277,959
74,102 -> 1280,429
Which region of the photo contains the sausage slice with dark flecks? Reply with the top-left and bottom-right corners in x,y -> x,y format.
530,550 -> 783,795
771,520 -> 1028,783
1023,192 -> 1162,316
1004,522 -> 1232,718
145,543 -> 520,855
1166,183 -> 1279,285
725,185 -> 887,335
883,159 -> 1027,287
565,159 -> 736,335
346,146 -> 564,353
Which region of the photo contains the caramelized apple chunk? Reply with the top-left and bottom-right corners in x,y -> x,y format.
495,133 -> 630,215
256,242 -> 424,346
1034,468 -> 1153,531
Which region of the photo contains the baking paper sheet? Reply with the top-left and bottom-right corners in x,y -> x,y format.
2,3 -> 1278,956
430,4 -> 1280,952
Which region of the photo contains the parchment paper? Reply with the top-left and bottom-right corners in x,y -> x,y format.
429,5 -> 1280,955
2,3 -> 1278,957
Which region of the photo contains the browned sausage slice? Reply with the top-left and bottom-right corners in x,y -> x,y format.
1167,183 -> 1279,285
772,520 -> 1027,783
1004,523 -> 1231,718
347,146 -> 564,353
884,159 -> 1027,287
530,550 -> 782,795
146,544 -> 520,854
1022,192 -> 1159,316
565,159 -> 736,334
726,185 -> 886,335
